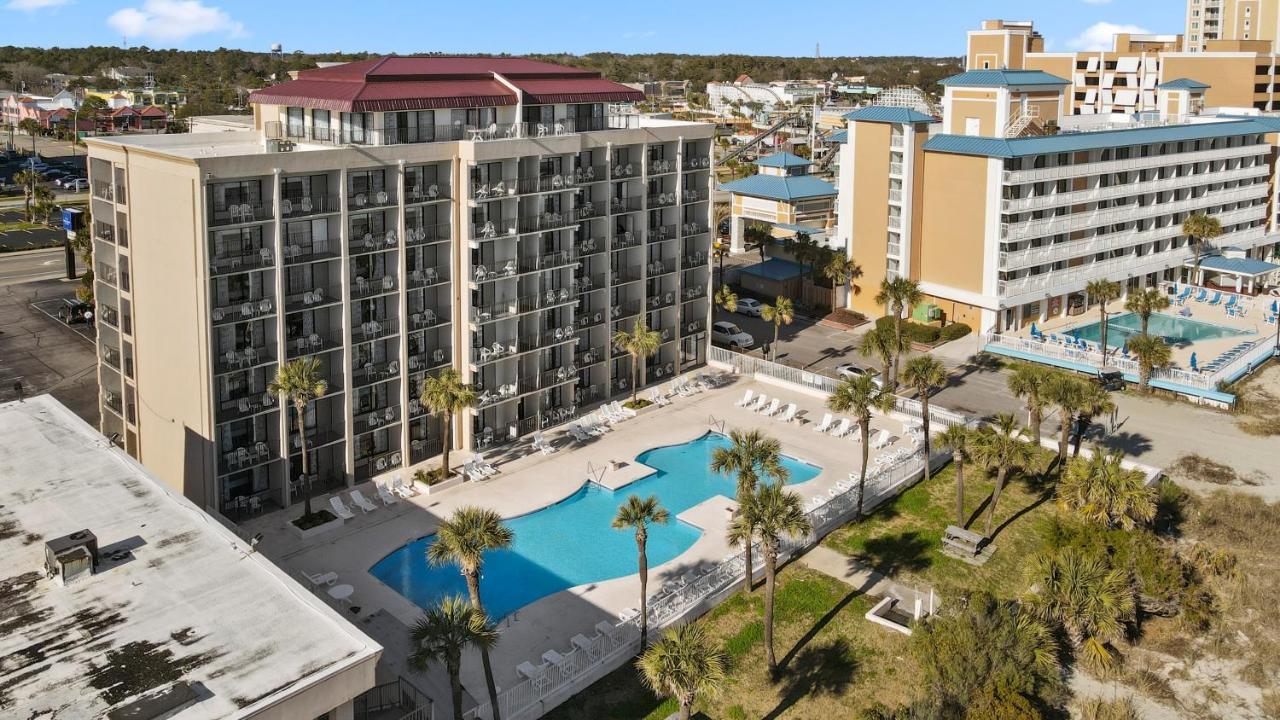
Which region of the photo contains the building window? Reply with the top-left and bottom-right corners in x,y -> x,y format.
286,107 -> 304,138
312,109 -> 330,141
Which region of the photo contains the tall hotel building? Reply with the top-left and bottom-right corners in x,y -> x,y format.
837,67 -> 1280,333
85,57 -> 715,512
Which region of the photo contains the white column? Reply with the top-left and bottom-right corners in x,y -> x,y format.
730,213 -> 745,254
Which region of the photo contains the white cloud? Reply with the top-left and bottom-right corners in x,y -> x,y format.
5,0 -> 71,11
1066,21 -> 1151,52
107,0 -> 244,42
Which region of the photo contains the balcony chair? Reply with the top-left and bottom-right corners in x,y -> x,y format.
354,193 -> 367,208
300,197 -> 314,213
385,230 -> 397,246
382,276 -> 394,291
376,191 -> 389,205
362,233 -> 375,251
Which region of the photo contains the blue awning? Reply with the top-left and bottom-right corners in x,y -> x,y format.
1193,255 -> 1280,276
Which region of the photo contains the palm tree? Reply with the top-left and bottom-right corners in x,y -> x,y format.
821,253 -> 862,310
408,595 -> 499,720
1024,547 -> 1135,672
874,277 -> 923,388
1128,333 -> 1171,393
711,429 -> 789,592
827,375 -> 895,516
935,424 -> 977,526
714,284 -> 738,313
859,325 -> 902,379
1182,213 -> 1223,283
427,507 -> 514,720
1058,447 -> 1157,530
419,368 -> 476,480
760,296 -> 794,361
1123,287 -> 1170,336
973,413 -> 1036,538
612,495 -> 670,646
612,318 -> 662,405
32,184 -> 55,224
269,358 -> 328,519
737,482 -> 812,674
17,118 -> 40,157
13,168 -> 42,222
1085,279 -> 1122,360
901,355 -> 948,481
1006,363 -> 1053,443
1072,382 -> 1116,458
637,623 -> 727,720
1043,374 -> 1086,466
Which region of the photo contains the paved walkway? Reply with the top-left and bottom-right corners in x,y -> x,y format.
798,545 -> 936,609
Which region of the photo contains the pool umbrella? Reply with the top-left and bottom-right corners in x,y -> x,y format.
1030,322 -> 1039,336
1271,300 -> 1278,314
1190,352 -> 1198,372
1121,340 -> 1129,355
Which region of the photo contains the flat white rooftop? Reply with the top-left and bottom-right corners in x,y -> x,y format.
0,395 -> 380,719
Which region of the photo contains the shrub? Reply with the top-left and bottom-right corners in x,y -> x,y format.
940,323 -> 972,342
874,316 -> 941,344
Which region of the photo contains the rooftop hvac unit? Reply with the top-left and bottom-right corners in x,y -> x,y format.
44,529 -> 99,585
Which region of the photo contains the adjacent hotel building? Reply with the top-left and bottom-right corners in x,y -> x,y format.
837,66 -> 1280,333
85,57 -> 714,513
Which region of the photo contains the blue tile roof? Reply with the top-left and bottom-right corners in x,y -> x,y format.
1158,78 -> 1210,90
825,129 -> 848,144
741,258 -> 804,281
842,106 -> 936,124
753,152 -> 811,168
720,174 -> 837,201
1196,255 -> 1280,275
940,69 -> 1070,88
922,119 -> 1268,159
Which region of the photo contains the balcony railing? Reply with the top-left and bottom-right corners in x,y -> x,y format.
286,328 -> 339,358
1002,144 -> 1266,184
407,265 -> 449,289
92,181 -> 114,202
1000,186 -> 1265,241
683,156 -> 711,170
406,222 -> 453,246
471,288 -> 575,324
472,218 -> 518,239
647,193 -> 676,208
267,114 -> 641,148
285,284 -> 340,311
280,195 -> 338,218
612,231 -> 642,250
609,196 -> 643,213
519,249 -> 579,274
647,225 -> 677,244
211,296 -> 275,324
211,247 -> 274,275
353,360 -> 401,388
353,318 -> 399,342
209,202 -> 272,227
355,406 -> 400,435
406,183 -> 450,204
516,209 -> 581,234
348,190 -> 397,211
351,274 -> 397,299
282,238 -> 341,265
351,230 -> 401,254
1000,162 -> 1270,213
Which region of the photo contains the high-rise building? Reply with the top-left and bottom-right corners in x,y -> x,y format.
1185,0 -> 1280,51
85,57 -> 714,513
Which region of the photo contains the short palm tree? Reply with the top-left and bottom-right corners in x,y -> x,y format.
901,355 -> 948,480
419,368 -> 476,479
1043,374 -> 1086,466
874,277 -> 923,388
13,168 -> 42,222
973,413 -> 1036,538
859,324 -> 902,380
1128,333 -> 1172,393
760,296 -> 794,361
733,482 -> 811,674
711,429 -> 789,592
1123,287 -> 1170,336
714,284 -> 738,313
409,595 -> 499,720
821,253 -> 862,309
427,507 -> 513,720
1058,447 -> 1156,530
637,623 -> 727,720
269,358 -> 328,518
1007,362 -> 1054,443
827,374 -> 895,516
1182,213 -> 1222,283
935,424 -> 977,526
1085,279 -> 1122,361
1073,382 -> 1117,458
612,495 -> 670,646
17,118 -> 41,155
1024,547 -> 1135,672
613,318 -> 662,405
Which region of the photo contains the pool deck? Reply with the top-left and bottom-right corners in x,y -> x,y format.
243,376 -> 918,714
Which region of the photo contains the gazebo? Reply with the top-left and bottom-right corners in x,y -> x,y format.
1187,252 -> 1280,295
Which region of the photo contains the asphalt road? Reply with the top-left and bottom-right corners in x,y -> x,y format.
714,306 -> 882,379
0,247 -> 79,286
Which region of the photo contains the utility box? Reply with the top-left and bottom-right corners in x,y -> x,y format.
45,529 -> 99,585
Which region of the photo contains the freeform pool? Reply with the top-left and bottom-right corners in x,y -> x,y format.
1069,312 -> 1250,348
369,432 -> 822,619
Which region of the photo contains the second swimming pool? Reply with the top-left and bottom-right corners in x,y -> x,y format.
1069,312 -> 1250,348
369,432 -> 823,619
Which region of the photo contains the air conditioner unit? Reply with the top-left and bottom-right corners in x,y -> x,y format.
45,529 -> 99,585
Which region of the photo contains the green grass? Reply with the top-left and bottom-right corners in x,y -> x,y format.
0,220 -> 45,232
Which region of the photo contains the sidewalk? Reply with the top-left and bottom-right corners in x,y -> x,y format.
798,544 -> 936,608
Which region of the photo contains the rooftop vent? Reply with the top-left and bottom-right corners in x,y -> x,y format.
45,529 -> 99,585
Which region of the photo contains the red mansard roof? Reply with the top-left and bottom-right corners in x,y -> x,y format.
249,56 -> 643,113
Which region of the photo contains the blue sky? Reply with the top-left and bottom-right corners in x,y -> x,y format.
4,0 -> 1184,56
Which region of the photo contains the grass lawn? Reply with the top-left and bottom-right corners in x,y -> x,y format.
0,220 -> 45,232
823,453 -> 1058,600
544,567 -> 915,720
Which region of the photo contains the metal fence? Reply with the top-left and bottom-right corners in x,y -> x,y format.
354,676 -> 434,720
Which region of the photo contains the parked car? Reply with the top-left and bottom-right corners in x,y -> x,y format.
58,299 -> 92,325
43,169 -> 69,182
735,297 -> 763,317
711,321 -> 755,350
62,178 -> 89,192
56,175 -> 84,188
718,219 -> 731,236
835,363 -> 884,388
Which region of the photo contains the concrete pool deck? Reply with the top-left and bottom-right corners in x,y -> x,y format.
244,375 -> 919,714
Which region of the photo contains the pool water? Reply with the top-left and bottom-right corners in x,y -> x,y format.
1068,312 -> 1250,348
369,432 -> 822,619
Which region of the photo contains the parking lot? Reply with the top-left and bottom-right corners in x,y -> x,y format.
0,208 -> 67,251
0,277 -> 100,425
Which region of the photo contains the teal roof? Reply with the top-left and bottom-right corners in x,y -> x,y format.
1196,255 -> 1280,276
1158,78 -> 1210,90
753,152 -> 811,168
922,119 -> 1268,159
940,69 -> 1069,88
742,258 -> 804,281
842,106 -> 935,124
721,174 -> 837,201
825,129 -> 848,144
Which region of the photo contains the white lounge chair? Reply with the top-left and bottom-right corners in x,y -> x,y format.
305,571 -> 339,586
870,428 -> 892,449
350,489 -> 378,513
517,661 -> 546,680
329,496 -> 355,520
748,394 -> 768,412
735,389 -> 755,407
776,403 -> 797,423
611,401 -> 637,418
391,477 -> 417,498
375,483 -> 399,506
532,432 -> 557,455
568,423 -> 592,442
758,398 -> 780,416
649,387 -> 669,406
829,418 -> 851,438
813,413 -> 833,433
473,453 -> 498,475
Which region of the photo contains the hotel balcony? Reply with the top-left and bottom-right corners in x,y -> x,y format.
212,296 -> 275,326
267,114 -> 641,149
1000,163 -> 1270,213
348,189 -> 398,212
1001,144 -> 1266,184
1000,186 -> 1266,241
353,318 -> 399,342
406,222 -> 453,247
280,194 -> 340,218
209,201 -> 273,228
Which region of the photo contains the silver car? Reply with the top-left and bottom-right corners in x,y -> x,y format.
835,362 -> 884,388
712,321 -> 755,349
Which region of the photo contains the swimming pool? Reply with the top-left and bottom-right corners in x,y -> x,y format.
1069,312 -> 1250,348
369,432 -> 823,619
